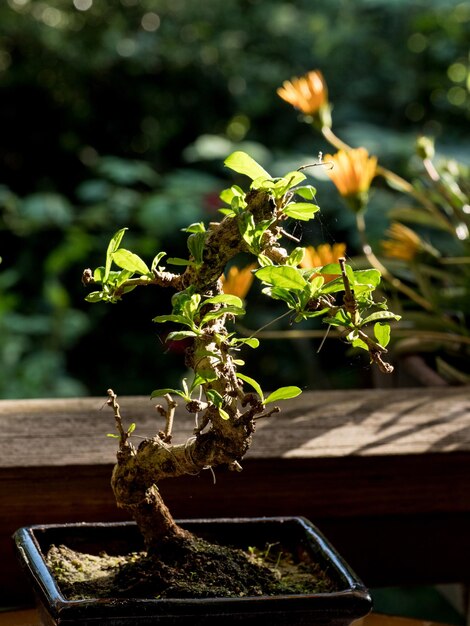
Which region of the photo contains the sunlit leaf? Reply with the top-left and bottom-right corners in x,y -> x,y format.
232,337 -> 260,349
224,151 -> 271,182
286,247 -> 305,266
105,227 -> 127,280
295,185 -> 317,200
265,386 -> 302,404
236,373 -> 264,402
374,322 -> 391,348
182,222 -> 206,233
256,266 -> 307,290
219,408 -> 230,420
187,232 -> 206,264
151,252 -> 166,272
113,249 -> 150,275
191,370 -> 218,389
360,311 -> 401,326
93,266 -> 106,283
201,305 -> 246,324
85,291 -> 105,303
205,294 -> 244,308
353,269 -> 381,288
283,202 -> 320,221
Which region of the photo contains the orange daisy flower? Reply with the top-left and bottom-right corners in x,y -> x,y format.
325,148 -> 377,202
381,222 -> 423,262
221,263 -> 257,299
277,70 -> 328,117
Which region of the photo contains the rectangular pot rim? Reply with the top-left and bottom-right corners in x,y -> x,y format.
14,516 -> 372,620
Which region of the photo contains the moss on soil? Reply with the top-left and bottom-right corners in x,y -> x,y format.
46,533 -> 336,600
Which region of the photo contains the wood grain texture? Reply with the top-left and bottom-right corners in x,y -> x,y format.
1,388 -> 469,604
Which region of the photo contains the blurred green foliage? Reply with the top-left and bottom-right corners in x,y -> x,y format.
0,0 -> 469,397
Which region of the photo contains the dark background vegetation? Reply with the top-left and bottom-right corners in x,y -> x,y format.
1,0 -> 469,398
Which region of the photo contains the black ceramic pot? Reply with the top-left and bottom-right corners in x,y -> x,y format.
14,517 -> 372,626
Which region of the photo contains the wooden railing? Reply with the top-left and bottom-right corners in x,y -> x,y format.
1,387 -> 469,605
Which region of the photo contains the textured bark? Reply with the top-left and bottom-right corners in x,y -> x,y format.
111,189 -> 281,550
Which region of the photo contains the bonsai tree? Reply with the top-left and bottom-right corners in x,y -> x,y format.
78,151 -> 398,597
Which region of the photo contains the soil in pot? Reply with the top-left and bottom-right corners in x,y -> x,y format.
46,527 -> 336,600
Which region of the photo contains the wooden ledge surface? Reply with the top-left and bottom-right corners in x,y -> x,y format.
1,387 -> 469,467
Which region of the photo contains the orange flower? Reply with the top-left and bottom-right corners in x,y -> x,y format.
221,263 -> 257,299
277,70 -> 329,117
300,243 -> 346,283
325,148 -> 377,208
381,222 -> 423,262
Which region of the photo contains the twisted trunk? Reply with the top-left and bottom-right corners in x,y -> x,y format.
111,189 -> 281,551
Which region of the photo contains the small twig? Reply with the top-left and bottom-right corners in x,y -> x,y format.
156,393 -> 177,443
279,228 -> 301,243
254,406 -> 281,421
106,388 -> 129,450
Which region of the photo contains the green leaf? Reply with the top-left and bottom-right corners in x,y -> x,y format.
85,291 -> 105,303
182,293 -> 201,319
201,305 -> 246,324
167,257 -> 192,266
295,185 -> 317,200
218,207 -> 236,217
232,337 -> 260,349
286,247 -> 306,267
187,232 -> 206,265
224,151 -> 271,182
283,202 -> 320,221
206,389 -> 224,406
353,269 -> 381,288
205,294 -> 244,308
360,311 -> 401,326
321,263 -> 353,283
105,227 -> 127,280
256,266 -> 307,291
112,249 -> 150,275
219,408 -> 230,420
236,373 -> 264,402
374,322 -> 391,348
107,433 -> 119,438
324,308 -> 351,327
93,266 -> 106,283
127,423 -> 136,435
271,171 -> 306,196
150,388 -> 185,399
166,330 -> 198,341
220,184 -> 245,206
261,285 -> 297,307
191,370 -> 218,389
280,170 -> 307,188
351,337 -> 369,351
182,222 -> 206,233
265,386 -> 302,404
151,251 -> 166,272
321,277 -> 346,295
153,313 -> 194,327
